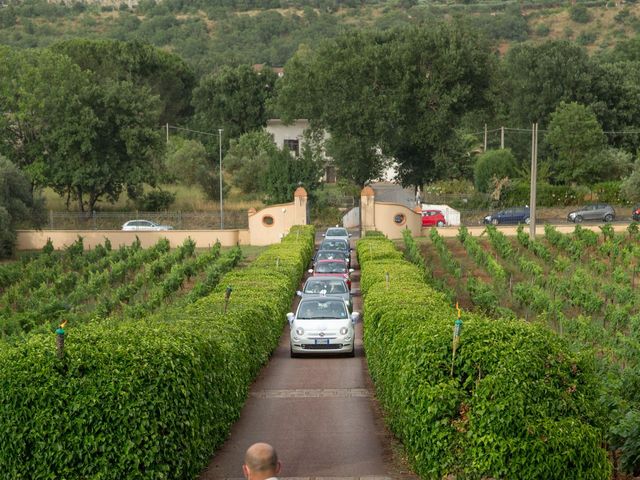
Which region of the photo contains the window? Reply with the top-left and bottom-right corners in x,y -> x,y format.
283,139 -> 299,156
262,215 -> 274,226
393,213 -> 406,225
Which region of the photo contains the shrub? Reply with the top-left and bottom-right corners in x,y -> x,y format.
357,236 -> 611,479
570,4 -> 592,23
134,189 -> 176,211
473,148 -> 517,193
0,226 -> 315,479
536,23 -> 551,36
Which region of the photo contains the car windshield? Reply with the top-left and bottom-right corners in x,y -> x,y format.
326,228 -> 348,237
297,299 -> 348,319
316,261 -> 347,273
320,240 -> 348,251
304,279 -> 347,294
316,251 -> 346,261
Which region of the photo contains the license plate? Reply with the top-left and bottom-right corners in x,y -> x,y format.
315,338 -> 330,345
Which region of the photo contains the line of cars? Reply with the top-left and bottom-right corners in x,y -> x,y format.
481,203 -> 633,225
287,227 -> 359,358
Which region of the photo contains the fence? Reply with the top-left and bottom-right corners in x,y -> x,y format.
24,210 -> 250,231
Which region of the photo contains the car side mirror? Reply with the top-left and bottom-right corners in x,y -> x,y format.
349,268 -> 354,273
322,233 -> 325,237
286,313 -> 295,324
308,269 -> 314,274
349,247 -> 353,252
348,233 -> 352,237
296,290 -> 303,297
351,312 -> 360,323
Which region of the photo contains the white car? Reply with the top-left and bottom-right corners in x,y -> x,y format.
322,227 -> 351,242
121,219 -> 174,231
288,297 -> 359,358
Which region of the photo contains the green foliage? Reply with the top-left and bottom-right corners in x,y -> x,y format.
261,145 -> 323,205
0,157 -> 45,258
164,137 -> 209,187
546,102 -> 606,185
473,148 -> 517,193
0,226 -> 315,479
133,189 -> 176,211
224,130 -> 278,194
622,158 -> 640,203
357,236 -> 611,479
570,4 -> 592,24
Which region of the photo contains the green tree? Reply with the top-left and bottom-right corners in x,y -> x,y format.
473,149 -> 518,193
546,101 -> 606,185
224,130 -> 278,194
191,65 -> 277,148
276,23 -> 494,188
0,156 -> 45,258
164,137 -> 209,187
51,39 -> 196,125
262,144 -> 323,204
621,158 -> 640,203
0,46 -> 165,213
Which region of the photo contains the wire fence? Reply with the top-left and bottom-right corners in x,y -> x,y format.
20,210 -> 250,231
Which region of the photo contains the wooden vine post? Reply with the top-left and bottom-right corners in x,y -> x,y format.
450,303 -> 463,377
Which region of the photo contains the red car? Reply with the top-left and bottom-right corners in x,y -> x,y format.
422,209 -> 446,227
308,259 -> 353,289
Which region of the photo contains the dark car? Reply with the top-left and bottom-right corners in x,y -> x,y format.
567,204 -> 615,223
319,238 -> 350,253
632,205 -> 640,222
483,206 -> 531,225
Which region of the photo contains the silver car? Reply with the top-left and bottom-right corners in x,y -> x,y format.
288,297 -> 359,357
121,219 -> 174,231
297,276 -> 352,308
567,204 -> 615,223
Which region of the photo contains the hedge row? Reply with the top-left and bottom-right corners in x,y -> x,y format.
0,225 -> 315,479
358,235 -> 611,480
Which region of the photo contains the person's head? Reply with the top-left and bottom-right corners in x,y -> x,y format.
242,442 -> 281,480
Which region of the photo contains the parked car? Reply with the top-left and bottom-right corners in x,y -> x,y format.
297,276 -> 351,308
313,249 -> 351,269
308,259 -> 353,289
318,238 -> 351,253
287,297 -> 359,357
322,227 -> 351,242
567,204 -> 615,223
422,209 -> 446,227
122,219 -> 173,231
483,207 -> 530,225
632,205 -> 640,221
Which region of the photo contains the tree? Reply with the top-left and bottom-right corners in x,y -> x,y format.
0,46 -> 165,213
546,101 -> 606,185
262,144 -> 323,204
621,158 -> 640,203
164,137 -> 209,187
51,39 -> 196,125
191,65 -> 277,148
276,22 -> 495,188
0,157 -> 44,258
473,149 -> 518,193
501,41 -> 594,128
224,131 -> 279,194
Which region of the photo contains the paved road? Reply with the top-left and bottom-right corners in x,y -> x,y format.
199,249 -> 417,480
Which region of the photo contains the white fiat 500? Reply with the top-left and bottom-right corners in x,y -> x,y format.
287,297 -> 359,358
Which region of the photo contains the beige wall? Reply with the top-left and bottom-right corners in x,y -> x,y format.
16,229 -> 250,251
360,187 -> 421,239
248,189 -> 308,246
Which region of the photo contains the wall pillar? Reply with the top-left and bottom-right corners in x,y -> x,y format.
360,186 -> 376,234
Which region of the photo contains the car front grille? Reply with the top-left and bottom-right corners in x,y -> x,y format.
302,344 -> 343,350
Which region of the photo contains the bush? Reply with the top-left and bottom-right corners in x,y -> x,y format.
134,189 -> 176,211
0,226 -> 315,479
501,180 -> 580,207
570,4 -> 592,23
592,181 -> 627,205
536,23 -> 551,36
473,148 -> 517,193
357,236 -> 611,479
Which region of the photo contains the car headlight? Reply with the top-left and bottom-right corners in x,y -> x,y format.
295,327 -> 304,336
339,326 -> 349,335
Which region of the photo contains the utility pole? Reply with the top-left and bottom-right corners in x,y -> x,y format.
500,126 -> 504,149
529,122 -> 538,239
484,123 -> 488,152
219,128 -> 224,230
